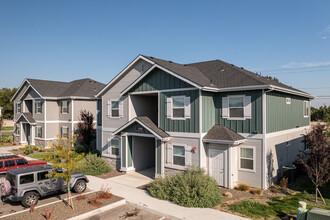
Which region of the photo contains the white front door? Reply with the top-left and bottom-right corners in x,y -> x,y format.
209,149 -> 225,186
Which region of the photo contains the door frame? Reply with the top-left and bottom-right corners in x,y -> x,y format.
208,148 -> 226,187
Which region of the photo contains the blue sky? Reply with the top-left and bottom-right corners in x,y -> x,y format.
0,0 -> 329,106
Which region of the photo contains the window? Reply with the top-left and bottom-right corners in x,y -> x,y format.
0,162 -> 3,168
303,101 -> 309,117
229,97 -> 244,118
173,145 -> 185,166
17,103 -> 21,113
16,159 -> 28,166
36,126 -> 42,138
15,125 -> 20,135
19,174 -> 34,185
111,101 -> 119,117
61,127 -> 69,138
5,160 -> 16,167
172,97 -> 185,118
108,139 -> 119,156
286,98 -> 291,104
36,101 -> 42,113
37,171 -> 49,181
240,147 -> 254,171
61,101 -> 68,114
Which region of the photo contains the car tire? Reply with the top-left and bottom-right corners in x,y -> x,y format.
73,180 -> 86,193
22,192 -> 39,208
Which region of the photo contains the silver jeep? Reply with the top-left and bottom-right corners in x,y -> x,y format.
2,164 -> 88,207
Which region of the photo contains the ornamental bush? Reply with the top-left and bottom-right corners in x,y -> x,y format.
148,167 -> 222,208
79,153 -> 111,175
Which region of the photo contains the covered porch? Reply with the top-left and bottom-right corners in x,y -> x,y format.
113,116 -> 170,178
16,113 -> 37,145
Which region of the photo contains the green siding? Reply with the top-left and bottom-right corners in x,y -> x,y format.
127,136 -> 133,167
202,90 -> 263,134
129,68 -> 193,93
266,91 -> 309,133
121,137 -> 126,168
121,122 -> 152,135
156,140 -> 162,175
159,90 -> 199,133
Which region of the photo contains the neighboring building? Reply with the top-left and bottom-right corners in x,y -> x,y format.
11,78 -> 105,147
96,55 -> 314,189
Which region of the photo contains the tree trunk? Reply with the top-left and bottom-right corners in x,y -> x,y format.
315,186 -> 318,203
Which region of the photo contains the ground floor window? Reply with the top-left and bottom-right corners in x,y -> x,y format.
240,147 -> 254,171
36,126 -> 42,138
173,145 -> 185,166
61,127 -> 69,138
109,139 -> 120,156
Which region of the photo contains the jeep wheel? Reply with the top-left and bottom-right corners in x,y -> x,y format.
73,180 -> 86,193
22,192 -> 39,207
0,175 -> 5,184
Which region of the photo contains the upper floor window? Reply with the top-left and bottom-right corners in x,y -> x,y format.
35,101 -> 42,113
166,96 -> 191,120
36,126 -> 42,138
61,126 -> 69,138
286,98 -> 291,104
17,103 -> 21,113
239,147 -> 255,171
222,95 -> 251,120
61,101 -> 68,114
107,99 -> 123,118
303,101 -> 309,118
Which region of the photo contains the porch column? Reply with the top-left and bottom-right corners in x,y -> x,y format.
19,122 -> 23,144
155,139 -> 163,177
31,125 -> 35,146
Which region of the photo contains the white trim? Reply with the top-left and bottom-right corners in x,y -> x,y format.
121,64 -> 202,95
271,85 -> 315,99
171,96 -> 186,120
262,89 -> 267,189
44,100 -> 47,139
228,146 -> 232,188
227,95 -> 246,120
109,99 -> 120,118
96,55 -> 155,97
158,92 -> 160,127
238,133 -> 263,139
203,139 -> 245,145
129,87 -> 198,95
34,137 -> 56,141
18,85 -> 43,101
101,95 -> 104,154
199,90 -> 204,168
265,125 -> 309,138
103,127 -> 117,132
167,132 -> 200,138
35,120 -> 97,123
238,146 -> 256,173
71,99 -> 74,138
303,100 -> 309,118
121,132 -> 156,138
11,79 -> 29,101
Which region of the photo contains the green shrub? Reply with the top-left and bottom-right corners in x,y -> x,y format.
74,144 -> 87,154
79,153 -> 111,175
23,145 -> 34,155
148,167 -> 222,208
235,183 -> 250,192
0,135 -> 13,143
229,200 -> 276,218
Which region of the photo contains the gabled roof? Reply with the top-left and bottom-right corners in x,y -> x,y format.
17,113 -> 36,125
118,55 -> 313,98
203,124 -> 245,145
113,116 -> 170,140
12,78 -> 105,101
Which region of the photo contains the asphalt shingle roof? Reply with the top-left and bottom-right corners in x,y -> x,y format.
26,78 -> 105,98
136,116 -> 170,138
17,113 -> 36,124
203,124 -> 245,142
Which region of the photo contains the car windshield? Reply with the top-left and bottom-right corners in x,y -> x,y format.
6,173 -> 16,187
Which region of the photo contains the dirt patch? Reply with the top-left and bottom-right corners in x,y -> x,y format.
3,191 -> 123,220
96,169 -> 125,179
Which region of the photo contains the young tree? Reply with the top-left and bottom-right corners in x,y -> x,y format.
296,123 -> 330,204
76,110 -> 95,153
45,132 -> 85,210
0,87 -> 17,119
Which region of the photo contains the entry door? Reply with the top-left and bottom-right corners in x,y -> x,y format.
209,149 -> 225,186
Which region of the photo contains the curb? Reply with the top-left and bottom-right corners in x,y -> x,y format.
67,199 -> 126,220
126,201 -> 182,220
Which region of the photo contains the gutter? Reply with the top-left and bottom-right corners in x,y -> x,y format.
202,139 -> 246,145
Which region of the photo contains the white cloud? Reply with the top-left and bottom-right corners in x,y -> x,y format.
318,25 -> 330,40
281,61 -> 330,69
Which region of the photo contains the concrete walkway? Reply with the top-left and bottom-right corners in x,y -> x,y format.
87,172 -> 247,220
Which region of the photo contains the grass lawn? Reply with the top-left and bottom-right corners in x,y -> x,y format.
28,152 -> 54,160
219,178 -> 330,219
1,134 -> 12,138
1,126 -> 14,130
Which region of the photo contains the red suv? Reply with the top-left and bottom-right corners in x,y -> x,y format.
0,154 -> 47,183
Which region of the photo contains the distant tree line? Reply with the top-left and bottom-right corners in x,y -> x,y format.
0,87 -> 17,119
311,105 -> 330,122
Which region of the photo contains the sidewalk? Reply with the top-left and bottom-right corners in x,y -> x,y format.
87,173 -> 247,220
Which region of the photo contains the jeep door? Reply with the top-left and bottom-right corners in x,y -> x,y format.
51,169 -> 66,191
36,171 -> 53,195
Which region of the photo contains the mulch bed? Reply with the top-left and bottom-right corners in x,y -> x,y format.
4,191 -> 123,220
96,169 -> 125,179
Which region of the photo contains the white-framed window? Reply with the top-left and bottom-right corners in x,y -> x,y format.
303,101 -> 309,118
173,145 -> 185,166
166,96 -> 191,120
222,95 -> 251,120
286,98 -> 291,104
17,102 -> 21,113
111,101 -> 119,117
107,138 -> 120,157
61,101 -> 68,114
35,101 -> 42,113
36,126 -> 42,138
239,146 -> 255,172
107,99 -> 123,118
61,127 -> 69,138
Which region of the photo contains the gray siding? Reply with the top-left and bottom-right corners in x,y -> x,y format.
46,100 -> 59,121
